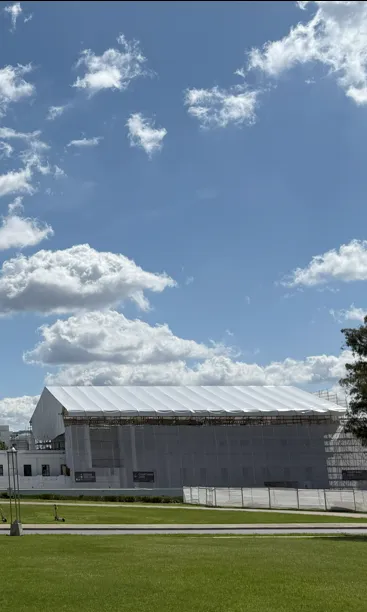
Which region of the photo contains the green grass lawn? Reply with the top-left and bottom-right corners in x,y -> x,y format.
1,535 -> 367,612
1,503 -> 367,524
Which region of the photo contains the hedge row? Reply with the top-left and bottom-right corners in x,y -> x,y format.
0,492 -> 182,503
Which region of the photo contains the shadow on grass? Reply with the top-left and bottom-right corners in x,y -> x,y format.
314,535 -> 367,542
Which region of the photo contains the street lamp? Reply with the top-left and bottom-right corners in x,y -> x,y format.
7,446 -> 22,536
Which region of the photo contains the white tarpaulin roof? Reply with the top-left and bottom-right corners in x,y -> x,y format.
44,385 -> 346,417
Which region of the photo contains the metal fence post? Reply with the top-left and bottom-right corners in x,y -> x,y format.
214,487 -> 217,507
324,488 -> 327,511
268,487 -> 272,509
296,488 -> 300,510
353,488 -> 357,512
206,487 -> 208,507
241,487 -> 244,508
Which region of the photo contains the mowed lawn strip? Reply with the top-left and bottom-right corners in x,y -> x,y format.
1,535 -> 367,612
2,503 -> 367,524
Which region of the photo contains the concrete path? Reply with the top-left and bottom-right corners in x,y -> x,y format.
13,501 -> 367,519
1,522 -> 367,535
1,526 -> 367,536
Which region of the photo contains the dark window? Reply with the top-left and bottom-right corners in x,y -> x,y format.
305,467 -> 313,479
284,467 -> 291,479
23,464 -> 32,477
0,465 -> 3,476
42,464 -> 50,477
200,468 -> 207,484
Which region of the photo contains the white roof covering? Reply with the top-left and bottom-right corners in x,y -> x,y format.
44,385 -> 346,417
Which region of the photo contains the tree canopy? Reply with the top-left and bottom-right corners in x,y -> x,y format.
0,441 -> 7,451
340,315 -> 367,445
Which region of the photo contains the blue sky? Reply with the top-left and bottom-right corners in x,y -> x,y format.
1,0 -> 367,427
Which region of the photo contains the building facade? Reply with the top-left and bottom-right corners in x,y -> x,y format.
26,384 -> 367,491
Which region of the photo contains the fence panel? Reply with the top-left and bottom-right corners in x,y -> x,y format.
270,488 -> 298,510
247,487 -> 271,508
298,489 -> 326,511
354,490 -> 367,512
325,490 -> 356,512
198,487 -> 207,506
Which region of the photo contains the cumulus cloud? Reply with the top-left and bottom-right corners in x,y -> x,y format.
24,310 -> 224,366
46,105 -> 67,121
67,136 -> 102,148
4,2 -> 22,31
0,200 -> 54,251
0,64 -> 34,116
126,113 -> 167,157
0,244 -> 175,316
330,304 -> 367,323
45,346 -> 352,388
73,34 -> 148,95
0,395 -> 38,430
0,166 -> 33,197
248,1 -> 367,105
283,239 -> 367,287
185,85 -> 259,128
53,165 -> 66,179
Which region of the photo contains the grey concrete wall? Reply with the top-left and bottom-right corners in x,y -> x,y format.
65,422 -> 339,489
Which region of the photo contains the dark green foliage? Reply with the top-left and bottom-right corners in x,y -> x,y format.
340,315 -> 367,444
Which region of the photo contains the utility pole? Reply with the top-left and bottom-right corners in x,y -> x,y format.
7,447 -> 22,536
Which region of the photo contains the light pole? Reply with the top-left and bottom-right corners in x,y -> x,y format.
7,446 -> 22,536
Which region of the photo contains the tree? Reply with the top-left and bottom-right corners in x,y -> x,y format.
340,315 -> 367,445
0,441 -> 6,451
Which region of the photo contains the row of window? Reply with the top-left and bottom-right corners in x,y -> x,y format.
0,464 -> 51,477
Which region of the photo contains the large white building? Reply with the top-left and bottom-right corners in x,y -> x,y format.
1,384 -> 365,492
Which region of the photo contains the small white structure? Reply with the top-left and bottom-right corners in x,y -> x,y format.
0,425 -> 10,449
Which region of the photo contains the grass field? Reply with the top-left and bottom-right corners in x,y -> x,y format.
1,503 -> 367,524
1,535 -> 367,612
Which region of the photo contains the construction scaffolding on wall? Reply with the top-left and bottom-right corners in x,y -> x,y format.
325,424 -> 367,488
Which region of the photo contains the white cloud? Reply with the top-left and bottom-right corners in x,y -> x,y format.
46,105 -> 67,121
0,244 -> 175,315
330,304 -> 367,323
126,113 -> 167,157
0,166 -> 33,197
248,1 -> 367,105
45,349 -> 352,387
0,141 -> 13,158
283,240 -> 367,287
67,136 -> 102,148
184,85 -> 259,128
4,2 -> 22,31
0,64 -> 34,116
0,395 -> 38,430
73,34 -> 148,95
24,310 -> 222,366
185,276 -> 194,286
0,201 -> 54,251
0,126 -> 40,141
0,126 -> 50,177
53,165 -> 66,179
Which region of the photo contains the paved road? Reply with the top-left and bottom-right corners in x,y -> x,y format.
2,527 -> 367,535
1,523 -> 367,535
13,501 -> 367,519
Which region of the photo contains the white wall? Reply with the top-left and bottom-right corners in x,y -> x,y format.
0,450 -> 66,490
